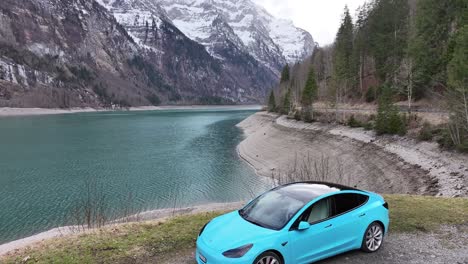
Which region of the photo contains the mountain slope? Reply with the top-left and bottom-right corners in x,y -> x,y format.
97,0 -> 277,103
158,0 -> 315,75
0,0 -> 173,107
0,0 -> 313,108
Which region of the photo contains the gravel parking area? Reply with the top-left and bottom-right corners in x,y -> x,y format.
164,225 -> 468,264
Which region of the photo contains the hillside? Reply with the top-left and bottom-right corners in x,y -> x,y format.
269,0 -> 467,152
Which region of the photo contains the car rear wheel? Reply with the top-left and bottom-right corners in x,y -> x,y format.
361,222 -> 384,253
254,251 -> 283,264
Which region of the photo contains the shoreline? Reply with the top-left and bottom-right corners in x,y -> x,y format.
0,201 -> 244,256
0,105 -> 262,117
236,112 -> 468,197
3,111 -> 465,257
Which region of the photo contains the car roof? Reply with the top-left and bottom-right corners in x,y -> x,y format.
275,181 -> 364,203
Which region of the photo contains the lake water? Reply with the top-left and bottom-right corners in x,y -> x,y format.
0,109 -> 271,244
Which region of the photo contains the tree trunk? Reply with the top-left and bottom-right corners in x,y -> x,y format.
463,90 -> 468,130
359,53 -> 364,99
408,59 -> 413,114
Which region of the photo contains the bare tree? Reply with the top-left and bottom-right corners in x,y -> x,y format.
272,152 -> 347,187
67,178 -> 109,232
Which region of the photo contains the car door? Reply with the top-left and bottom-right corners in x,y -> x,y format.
289,197 -> 337,264
326,193 -> 370,253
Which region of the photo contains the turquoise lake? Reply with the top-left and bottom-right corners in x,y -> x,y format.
0,109 -> 271,244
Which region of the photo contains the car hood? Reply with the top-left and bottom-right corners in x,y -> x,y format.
200,211 -> 278,251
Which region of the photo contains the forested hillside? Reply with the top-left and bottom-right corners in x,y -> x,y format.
270,0 -> 467,151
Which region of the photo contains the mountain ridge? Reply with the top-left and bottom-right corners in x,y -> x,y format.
0,0 -> 314,108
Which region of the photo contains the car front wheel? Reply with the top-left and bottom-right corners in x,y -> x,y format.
254,251 -> 283,264
361,222 -> 384,253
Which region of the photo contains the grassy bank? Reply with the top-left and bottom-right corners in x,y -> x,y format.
2,195 -> 467,264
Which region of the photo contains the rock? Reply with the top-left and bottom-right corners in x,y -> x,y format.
22,256 -> 31,263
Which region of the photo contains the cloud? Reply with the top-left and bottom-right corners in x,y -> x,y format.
253,0 -> 368,45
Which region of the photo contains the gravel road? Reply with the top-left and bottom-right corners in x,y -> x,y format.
164,225 -> 468,264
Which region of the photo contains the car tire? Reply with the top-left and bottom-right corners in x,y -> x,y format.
361,222 -> 384,253
253,251 -> 283,264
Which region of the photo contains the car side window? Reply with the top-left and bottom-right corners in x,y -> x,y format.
295,197 -> 332,225
331,193 -> 368,216
307,198 -> 332,223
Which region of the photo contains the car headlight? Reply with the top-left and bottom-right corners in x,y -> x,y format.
199,221 -> 210,237
222,244 -> 253,258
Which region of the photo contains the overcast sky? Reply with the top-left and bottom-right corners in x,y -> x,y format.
253,0 -> 368,45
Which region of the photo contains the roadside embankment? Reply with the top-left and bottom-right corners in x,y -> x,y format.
0,202 -> 244,257
237,112 -> 468,197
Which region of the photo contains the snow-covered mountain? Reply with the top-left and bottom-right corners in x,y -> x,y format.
158,0 -> 315,75
96,0 -> 278,103
0,0 -> 314,108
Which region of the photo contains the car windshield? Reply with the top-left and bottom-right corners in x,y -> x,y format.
239,188 -> 307,230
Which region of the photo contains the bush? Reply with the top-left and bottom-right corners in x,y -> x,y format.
363,121 -> 374,131
456,141 -> 468,153
146,94 -> 161,106
294,111 -> 301,121
347,115 -> 362,128
435,129 -> 455,149
365,86 -> 377,102
418,122 -> 433,141
302,108 -> 314,123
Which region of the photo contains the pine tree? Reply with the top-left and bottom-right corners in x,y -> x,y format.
375,85 -> 406,135
267,90 -> 277,112
333,6 -> 355,103
302,67 -> 318,106
301,67 -> 318,122
280,64 -> 290,83
411,0 -> 464,98
447,25 -> 468,150
352,3 -> 371,98
367,0 -> 409,85
282,88 -> 292,115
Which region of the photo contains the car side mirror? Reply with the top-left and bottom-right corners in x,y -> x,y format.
297,221 -> 310,231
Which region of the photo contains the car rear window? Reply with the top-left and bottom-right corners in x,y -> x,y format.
332,193 -> 368,216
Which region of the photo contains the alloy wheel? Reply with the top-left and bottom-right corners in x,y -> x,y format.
365,224 -> 383,251
256,255 -> 280,264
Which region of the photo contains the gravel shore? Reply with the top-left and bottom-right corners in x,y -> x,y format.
237,112 -> 468,197
0,105 -> 261,117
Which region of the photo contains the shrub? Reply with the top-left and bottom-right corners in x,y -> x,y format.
146,94 -> 161,106
418,122 -> 433,141
347,115 -> 362,128
363,121 -> 374,131
294,111 -> 301,121
435,128 -> 455,149
365,86 -> 377,102
456,142 -> 468,153
302,108 -> 314,123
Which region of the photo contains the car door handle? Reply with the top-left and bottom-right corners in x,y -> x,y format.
359,213 -> 366,217
324,224 -> 332,228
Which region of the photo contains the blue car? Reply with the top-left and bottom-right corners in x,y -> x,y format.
196,182 -> 389,264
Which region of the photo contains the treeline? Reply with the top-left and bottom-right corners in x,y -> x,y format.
269,0 -> 467,151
